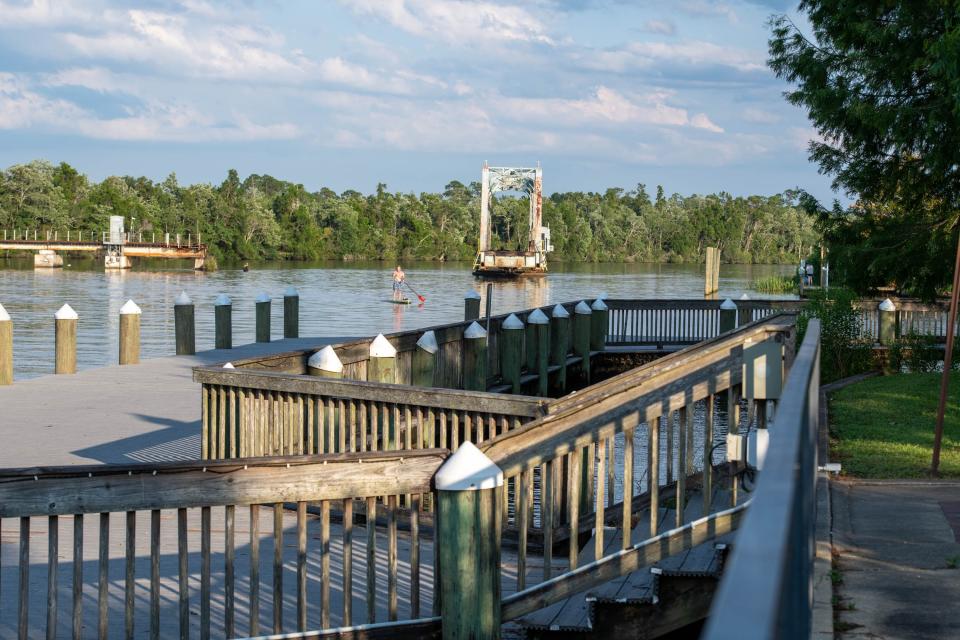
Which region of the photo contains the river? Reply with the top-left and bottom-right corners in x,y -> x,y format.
0,257 -> 796,380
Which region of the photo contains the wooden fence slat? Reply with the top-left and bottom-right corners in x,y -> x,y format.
47,515 -> 58,640
98,512 -> 109,639
273,503 -> 283,633
74,514 -> 84,640
343,499 -> 353,626
321,499 -> 331,629
225,505 -> 236,638
201,506 -> 211,640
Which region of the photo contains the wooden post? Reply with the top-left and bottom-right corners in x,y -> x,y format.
573,301 -> 592,384
737,293 -> 751,327
412,331 -> 438,387
705,247 -> 720,295
174,291 -> 195,355
463,322 -> 488,391
589,298 -> 608,351
719,298 -> 737,333
307,346 -> 343,379
549,304 -> 570,394
118,299 -> 141,365
283,287 -> 299,339
435,442 -> 503,640
214,294 -> 232,350
0,303 -> 12,385
500,314 -> 524,393
54,303 -> 78,374
368,334 -> 398,449
255,293 -> 271,343
527,308 -> 550,397
464,289 -> 481,322
878,298 -> 896,345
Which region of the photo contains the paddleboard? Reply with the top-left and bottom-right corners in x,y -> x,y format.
387,299 -> 412,305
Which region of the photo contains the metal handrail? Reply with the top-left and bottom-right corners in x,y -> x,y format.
702,319 -> 821,640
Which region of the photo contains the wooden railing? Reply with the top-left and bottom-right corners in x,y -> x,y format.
0,451 -> 446,639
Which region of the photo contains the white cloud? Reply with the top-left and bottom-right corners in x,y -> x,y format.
579,40 -> 765,73
690,113 -> 723,133
0,0 -> 95,27
643,19 -> 676,36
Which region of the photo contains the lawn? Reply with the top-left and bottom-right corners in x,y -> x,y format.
829,372 -> 960,478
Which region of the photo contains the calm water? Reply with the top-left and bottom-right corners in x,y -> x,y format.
0,258 -> 796,380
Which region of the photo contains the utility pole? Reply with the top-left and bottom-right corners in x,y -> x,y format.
932,232 -> 960,475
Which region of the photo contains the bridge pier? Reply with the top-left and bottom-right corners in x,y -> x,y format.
193,256 -> 206,270
104,249 -> 132,270
33,250 -> 63,269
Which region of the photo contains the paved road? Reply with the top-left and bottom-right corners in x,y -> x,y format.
0,337 -> 353,468
833,480 -> 960,639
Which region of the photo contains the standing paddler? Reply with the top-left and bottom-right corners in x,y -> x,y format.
392,265 -> 406,302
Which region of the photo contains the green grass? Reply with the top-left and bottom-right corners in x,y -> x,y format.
751,275 -> 796,293
830,373 -> 960,478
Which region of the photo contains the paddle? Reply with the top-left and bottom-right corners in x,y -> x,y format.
404,281 -> 426,303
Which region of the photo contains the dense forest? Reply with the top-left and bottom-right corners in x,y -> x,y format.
0,160 -> 818,265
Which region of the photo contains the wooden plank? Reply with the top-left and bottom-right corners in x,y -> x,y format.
18,516 -> 28,640
225,504 -> 235,639
321,499 -> 331,629
410,494 -> 421,618
74,514 -> 84,640
178,508 -> 188,640
366,497 -> 377,624
388,495 -> 398,621
595,440 -> 606,561
201,506 -> 211,640
517,469 -> 529,591
150,510 -> 159,640
273,503 -> 283,633
298,501 -> 308,631
47,515 -> 58,640
250,505 -> 261,636
99,512 -> 109,639
622,427 -> 634,551
343,498 -> 354,626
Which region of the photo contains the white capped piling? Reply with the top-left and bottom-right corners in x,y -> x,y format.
527,308 -> 550,397
737,293 -> 751,326
368,334 -> 398,448
54,303 -> 78,374
500,314 -> 524,393
589,298 -> 608,352
573,301 -> 592,384
0,303 -> 11,385
222,362 -> 235,369
255,292 -> 271,343
463,321 -> 488,391
549,304 -> 570,394
878,298 -> 897,345
308,345 -> 343,379
719,298 -> 737,333
436,442 -> 503,639
118,299 -> 141,365
214,294 -> 232,350
283,286 -> 299,339
412,330 -> 438,387
174,291 -> 195,355
465,289 -> 481,322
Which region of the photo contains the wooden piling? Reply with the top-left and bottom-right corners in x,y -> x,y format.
436,442 -> 503,640
549,304 -> 570,393
118,299 -> 141,365
0,303 -> 12,385
412,331 -> 438,387
464,289 -> 481,322
368,334 -> 398,448
500,314 -> 524,393
720,298 -> 737,333
54,303 -> 78,374
589,298 -> 608,351
737,294 -> 752,327
307,346 -> 343,379
463,321 -> 488,392
214,294 -> 232,350
527,308 -> 550,397
573,301 -> 592,384
283,287 -> 299,339
255,293 -> 271,343
878,298 -> 896,345
174,291 -> 195,355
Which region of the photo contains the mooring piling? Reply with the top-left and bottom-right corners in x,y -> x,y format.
463,321 -> 488,391
174,291 -> 195,355
500,313 -> 524,393
878,298 -> 896,345
368,334 -> 398,448
283,287 -> 299,339
720,298 -> 737,333
738,293 -> 751,327
0,303 -> 12,385
573,301 -> 592,384
54,303 -> 78,374
590,298 -> 608,352
307,345 -> 343,379
527,308 -> 550,397
464,289 -> 481,322
412,331 -> 438,387
118,299 -> 141,365
214,294 -> 232,350
255,292 -> 271,343
550,304 -> 570,393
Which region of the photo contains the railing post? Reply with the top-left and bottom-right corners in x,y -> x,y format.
118,299 -> 141,365
174,292 -> 195,355
527,309 -> 550,397
500,314 -> 524,393
307,345 -> 343,379
720,298 -> 737,333
549,304 -> 570,393
878,298 -> 896,345
573,301 -> 592,384
464,289 -> 481,322
463,322 -> 487,391
255,293 -> 271,343
0,303 -> 12,385
590,298 -> 608,351
214,294 -> 232,350
436,442 -> 503,640
369,334 -> 397,448
54,304 -> 78,374
737,293 -> 752,327
283,287 -> 299,339
412,331 -> 438,387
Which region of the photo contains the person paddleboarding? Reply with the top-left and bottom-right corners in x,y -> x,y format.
392,265 -> 406,302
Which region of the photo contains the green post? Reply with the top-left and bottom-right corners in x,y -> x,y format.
435,442 -> 503,640
527,308 -> 550,397
573,301 -> 592,385
0,303 -> 11,385
500,313 -> 524,393
283,287 -> 299,339
549,304 -> 570,394
214,294 -> 232,350
174,291 -> 195,355
878,298 -> 896,345
719,298 -> 737,333
412,330 -> 438,387
590,298 -> 608,351
255,292 -> 271,343
368,334 -> 398,449
465,289 -> 481,322
463,321 -> 488,391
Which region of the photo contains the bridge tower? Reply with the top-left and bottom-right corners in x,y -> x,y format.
104,216 -> 132,269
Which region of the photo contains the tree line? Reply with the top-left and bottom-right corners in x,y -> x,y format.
0,160 -> 818,265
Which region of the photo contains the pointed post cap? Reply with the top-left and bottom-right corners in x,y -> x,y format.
435,442 -> 503,491
739,293 -> 750,300
879,298 -> 896,311
0,303 -> 10,322
502,313 -> 524,329
527,308 -> 549,324
174,291 -> 192,306
416,330 -> 439,354
222,362 -> 235,369
465,289 -> 481,300
284,286 -> 299,297
54,303 -> 78,320
370,333 -> 397,358
308,345 -> 344,372
214,294 -> 231,306
464,321 -> 487,339
255,292 -> 271,303
720,298 -> 737,310
591,298 -> 608,311
551,304 -> 570,318
119,299 -> 141,315
574,301 -> 592,314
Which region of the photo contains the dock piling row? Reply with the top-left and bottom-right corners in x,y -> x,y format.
283,287 -> 299,339
54,304 -> 77,374
214,294 -> 232,350
118,299 -> 141,365
174,292 -> 195,355
255,293 -> 271,343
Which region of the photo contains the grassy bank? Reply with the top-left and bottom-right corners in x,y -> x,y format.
751,274 -> 796,293
830,373 -> 960,478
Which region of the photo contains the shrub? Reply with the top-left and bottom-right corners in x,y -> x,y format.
797,288 -> 875,383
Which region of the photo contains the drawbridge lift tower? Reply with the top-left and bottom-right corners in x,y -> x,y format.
473,163 -> 552,278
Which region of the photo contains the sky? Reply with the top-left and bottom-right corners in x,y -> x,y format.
0,0 -> 838,202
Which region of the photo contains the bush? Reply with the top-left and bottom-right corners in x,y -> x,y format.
797,288 -> 875,383
752,274 -> 797,293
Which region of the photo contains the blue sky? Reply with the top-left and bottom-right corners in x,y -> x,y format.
0,0 -> 837,201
